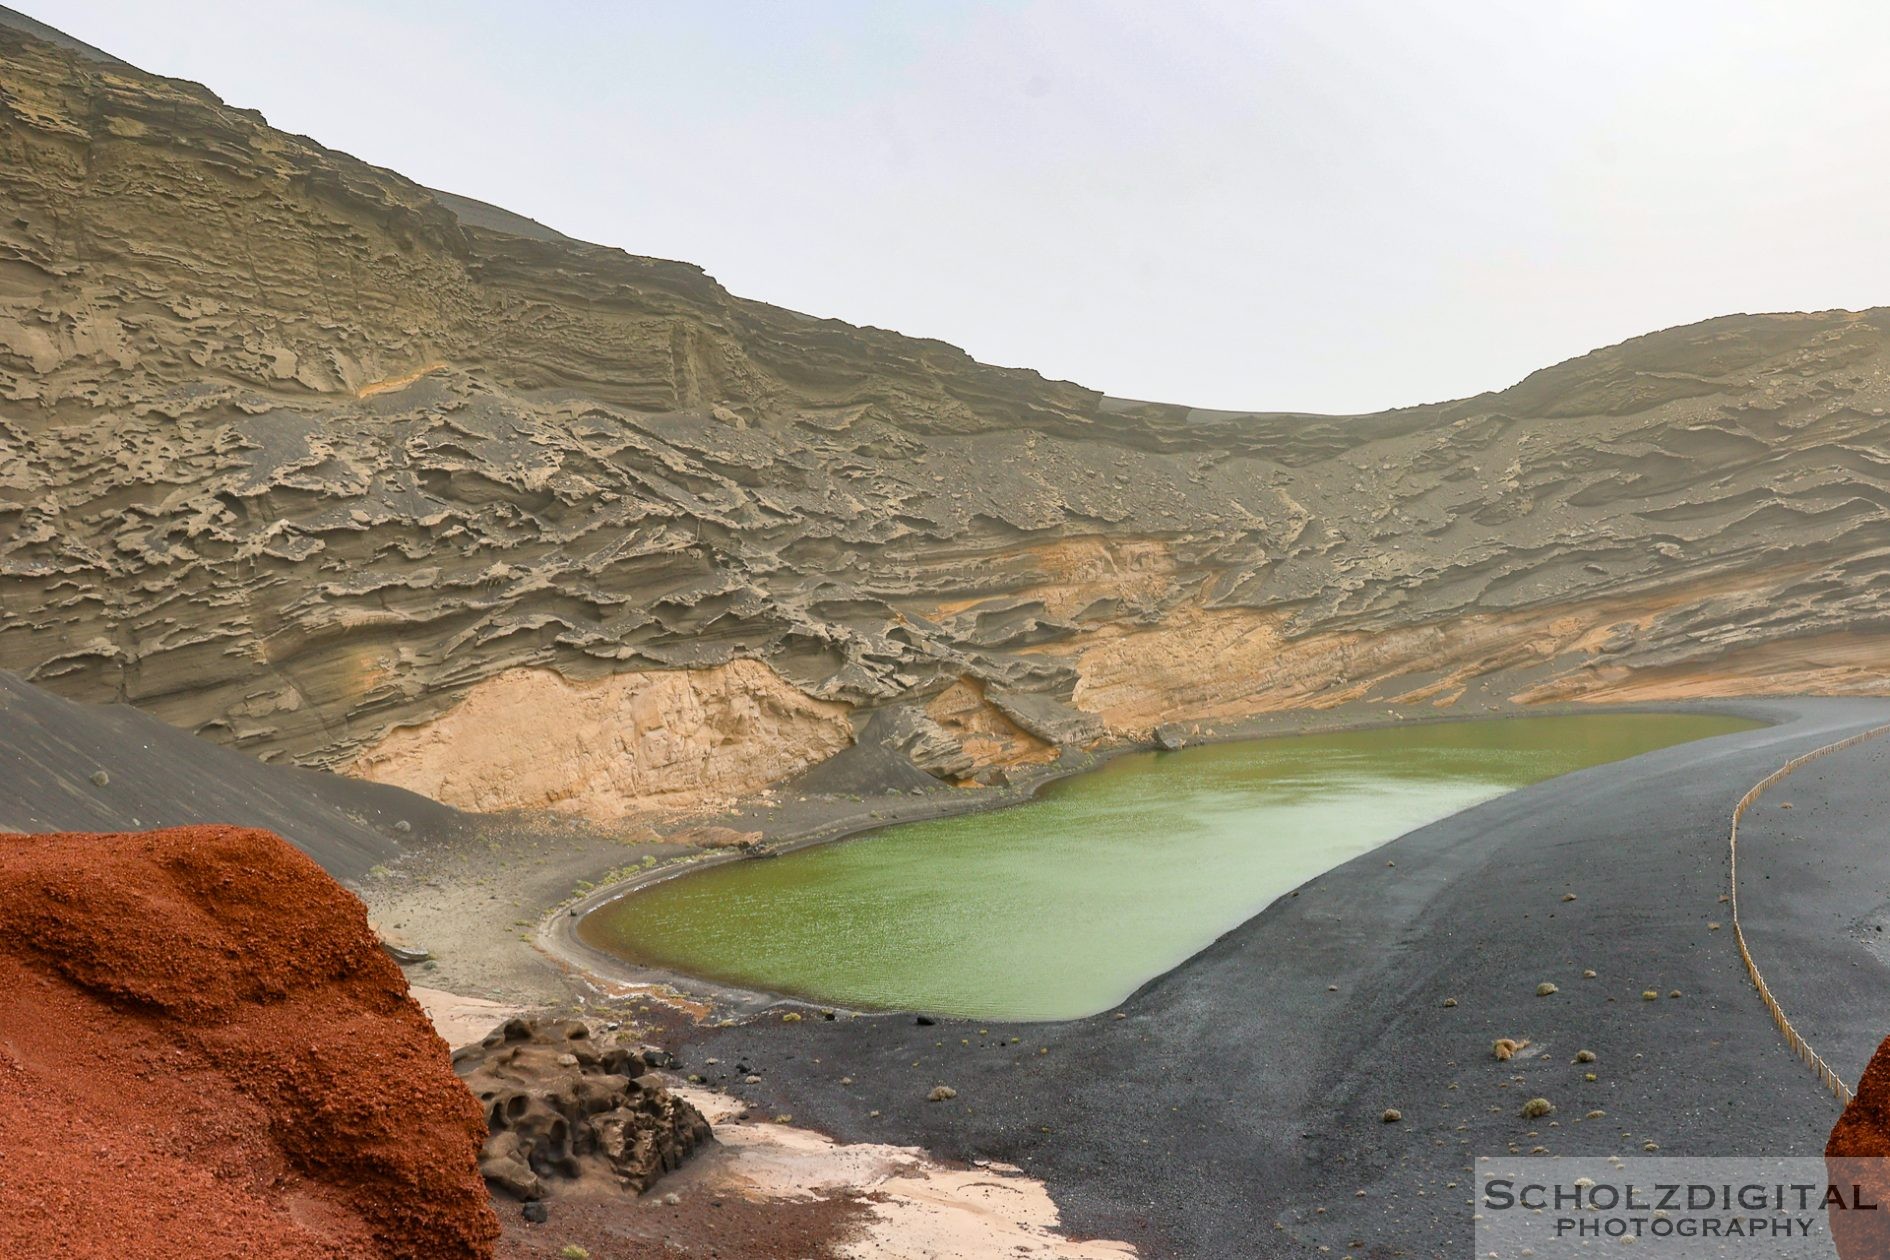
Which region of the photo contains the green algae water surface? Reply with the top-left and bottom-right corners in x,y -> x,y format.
579,713 -> 1758,1021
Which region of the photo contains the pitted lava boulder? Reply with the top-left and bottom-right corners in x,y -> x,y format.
0,825 -> 499,1259
455,1017 -> 713,1203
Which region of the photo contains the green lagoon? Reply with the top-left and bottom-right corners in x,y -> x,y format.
578,713 -> 1757,1021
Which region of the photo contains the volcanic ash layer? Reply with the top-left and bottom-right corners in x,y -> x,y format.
0,824 -> 500,1260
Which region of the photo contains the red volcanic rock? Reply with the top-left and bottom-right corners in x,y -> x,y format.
1827,1036 -> 1890,1260
0,825 -> 499,1260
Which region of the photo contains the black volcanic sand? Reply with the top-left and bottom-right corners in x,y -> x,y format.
1733,729 -> 1890,1088
0,670 -> 453,881
678,697 -> 1890,1258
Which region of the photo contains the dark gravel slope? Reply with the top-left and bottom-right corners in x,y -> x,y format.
0,671 -> 454,880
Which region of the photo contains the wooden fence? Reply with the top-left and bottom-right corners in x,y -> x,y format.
1727,722 -> 1890,1108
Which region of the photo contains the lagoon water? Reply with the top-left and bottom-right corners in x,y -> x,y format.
579,713 -> 1757,1021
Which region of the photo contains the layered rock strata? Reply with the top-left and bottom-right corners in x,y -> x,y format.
6,14 -> 1890,819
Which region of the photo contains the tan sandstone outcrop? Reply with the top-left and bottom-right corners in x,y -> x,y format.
349,661 -> 851,818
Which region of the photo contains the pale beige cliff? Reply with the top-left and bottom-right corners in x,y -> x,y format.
349,661 -> 851,818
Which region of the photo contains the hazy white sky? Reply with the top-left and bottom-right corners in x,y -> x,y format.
32,1 -> 1890,413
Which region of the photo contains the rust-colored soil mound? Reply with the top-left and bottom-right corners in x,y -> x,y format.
0,825 -> 499,1259
1827,1035 -> 1890,1260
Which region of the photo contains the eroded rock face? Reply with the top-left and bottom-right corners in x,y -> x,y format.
347,660 -> 853,818
454,1018 -> 713,1201
8,18 -> 1890,819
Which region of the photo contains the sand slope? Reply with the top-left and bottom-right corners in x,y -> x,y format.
0,670 -> 454,879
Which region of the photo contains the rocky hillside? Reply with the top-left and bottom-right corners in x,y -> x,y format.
4,14 -> 1889,819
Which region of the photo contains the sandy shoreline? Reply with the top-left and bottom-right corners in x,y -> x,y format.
412,987 -> 1135,1258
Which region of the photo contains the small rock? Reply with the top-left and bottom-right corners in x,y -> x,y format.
521,1200 -> 549,1224
781,1012 -> 802,1023
1381,1108 -> 1402,1123
1441,997 -> 1457,1008
1153,723 -> 1188,751
1574,1049 -> 1596,1064
744,1074 -> 761,1084
1561,892 -> 1577,902
89,770 -> 110,787
1536,982 -> 1558,997
1582,970 -> 1597,979
662,1192 -> 681,1206
927,1085 -> 957,1102
393,819 -> 412,834
1521,1097 -> 1555,1119
1641,989 -> 1659,1001
381,941 -> 432,965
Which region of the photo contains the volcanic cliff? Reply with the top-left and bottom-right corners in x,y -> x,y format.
5,12 -> 1890,821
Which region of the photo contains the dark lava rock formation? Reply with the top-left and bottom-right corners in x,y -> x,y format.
6,12 -> 1890,819
455,1017 -> 713,1203
0,824 -> 498,1259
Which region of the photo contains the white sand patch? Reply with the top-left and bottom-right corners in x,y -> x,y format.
676,1087 -> 1137,1259
410,985 -> 522,1049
